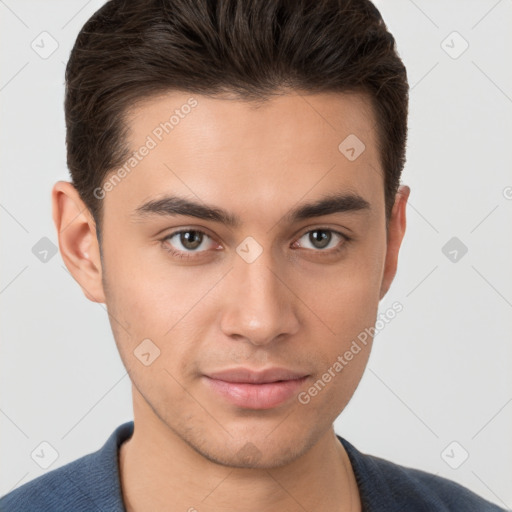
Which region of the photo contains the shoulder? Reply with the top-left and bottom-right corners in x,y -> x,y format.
337,435 -> 507,511
0,421 -> 133,512
0,452 -> 102,511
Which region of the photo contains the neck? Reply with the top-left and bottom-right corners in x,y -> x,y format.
119,399 -> 360,512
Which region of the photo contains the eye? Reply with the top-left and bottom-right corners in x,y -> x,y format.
160,227 -> 351,261
161,229 -> 215,258
294,228 -> 350,252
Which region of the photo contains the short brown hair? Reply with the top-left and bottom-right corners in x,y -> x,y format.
65,0 -> 408,234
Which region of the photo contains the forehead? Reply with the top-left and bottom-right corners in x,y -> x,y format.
126,89 -> 378,156
106,90 -> 384,224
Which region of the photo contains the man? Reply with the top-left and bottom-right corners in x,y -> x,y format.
0,0 -> 506,510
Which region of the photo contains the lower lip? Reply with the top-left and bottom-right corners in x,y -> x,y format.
203,376 -> 308,410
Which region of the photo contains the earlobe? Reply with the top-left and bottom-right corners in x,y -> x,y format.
379,185 -> 410,300
52,181 -> 106,303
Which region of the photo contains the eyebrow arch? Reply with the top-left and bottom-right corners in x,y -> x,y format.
131,192 -> 371,228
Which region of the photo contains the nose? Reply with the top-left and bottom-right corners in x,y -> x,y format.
219,249 -> 300,346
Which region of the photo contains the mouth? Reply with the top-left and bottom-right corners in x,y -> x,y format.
203,367 -> 310,410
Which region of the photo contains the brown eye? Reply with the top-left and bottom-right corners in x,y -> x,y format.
178,230 -> 203,250
162,229 -> 212,255
296,229 -> 348,251
308,229 -> 332,249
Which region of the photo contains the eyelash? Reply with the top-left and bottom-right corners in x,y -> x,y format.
160,228 -> 351,260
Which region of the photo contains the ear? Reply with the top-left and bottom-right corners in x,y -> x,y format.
379,185 -> 410,300
52,181 -> 106,303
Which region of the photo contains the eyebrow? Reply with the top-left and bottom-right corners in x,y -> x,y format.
131,192 -> 371,228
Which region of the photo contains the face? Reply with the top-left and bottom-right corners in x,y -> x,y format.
56,90 -> 409,469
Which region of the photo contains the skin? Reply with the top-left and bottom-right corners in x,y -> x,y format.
52,90 -> 410,512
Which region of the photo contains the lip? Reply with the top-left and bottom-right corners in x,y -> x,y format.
203,367 -> 309,410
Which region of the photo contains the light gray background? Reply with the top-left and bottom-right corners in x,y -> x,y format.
1,0 -> 511,508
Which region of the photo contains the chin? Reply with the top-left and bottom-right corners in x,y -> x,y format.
195,439 -> 305,470
178,422 -> 317,470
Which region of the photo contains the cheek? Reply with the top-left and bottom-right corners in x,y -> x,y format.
288,236 -> 385,406
297,244 -> 384,339
101,242 -> 221,376
101,236 -> 202,330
